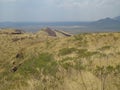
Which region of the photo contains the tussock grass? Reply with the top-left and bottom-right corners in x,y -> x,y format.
0,29 -> 120,90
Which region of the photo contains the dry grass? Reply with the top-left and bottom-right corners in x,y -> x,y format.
0,29 -> 120,90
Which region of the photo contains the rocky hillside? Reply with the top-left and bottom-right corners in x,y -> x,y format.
0,28 -> 120,90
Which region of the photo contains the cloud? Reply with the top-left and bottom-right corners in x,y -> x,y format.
49,0 -> 94,8
52,0 -> 120,8
0,0 -> 120,22
0,0 -> 17,2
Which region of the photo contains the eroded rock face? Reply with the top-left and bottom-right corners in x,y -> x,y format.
0,29 -> 25,35
11,29 -> 25,34
55,30 -> 72,37
44,28 -> 57,37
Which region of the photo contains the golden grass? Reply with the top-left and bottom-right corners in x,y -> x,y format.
0,29 -> 120,90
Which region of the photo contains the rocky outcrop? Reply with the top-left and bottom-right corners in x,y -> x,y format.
55,30 -> 72,37
0,28 -> 25,35
11,29 -> 25,34
44,27 -> 57,37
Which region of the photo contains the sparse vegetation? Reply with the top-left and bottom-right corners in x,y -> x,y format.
59,47 -> 77,56
18,53 -> 58,76
98,45 -> 111,51
0,29 -> 120,90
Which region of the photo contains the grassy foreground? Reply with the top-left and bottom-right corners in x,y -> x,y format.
0,29 -> 120,90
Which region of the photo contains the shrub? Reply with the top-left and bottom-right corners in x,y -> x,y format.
18,52 -> 58,76
59,48 -> 77,56
74,60 -> 85,71
98,46 -> 111,51
74,35 -> 83,41
77,49 -> 99,58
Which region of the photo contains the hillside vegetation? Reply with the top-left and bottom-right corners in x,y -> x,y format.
0,28 -> 120,90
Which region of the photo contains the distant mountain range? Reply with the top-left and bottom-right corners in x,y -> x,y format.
87,17 -> 120,29
0,16 -> 120,32
114,16 -> 120,21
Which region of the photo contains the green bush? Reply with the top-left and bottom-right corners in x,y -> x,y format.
18,52 -> 58,76
74,35 -> 83,41
59,48 -> 77,56
74,60 -> 85,71
115,65 -> 120,74
77,49 -> 99,58
98,46 -> 111,51
60,57 -> 75,63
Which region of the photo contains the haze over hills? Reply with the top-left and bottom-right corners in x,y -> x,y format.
87,17 -> 120,29
114,16 -> 120,21
0,16 -> 120,33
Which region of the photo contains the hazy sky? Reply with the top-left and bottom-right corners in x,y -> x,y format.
0,0 -> 120,22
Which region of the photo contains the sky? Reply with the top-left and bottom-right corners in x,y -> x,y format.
0,0 -> 120,22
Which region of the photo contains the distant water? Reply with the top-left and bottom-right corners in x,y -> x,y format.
0,22 -> 120,34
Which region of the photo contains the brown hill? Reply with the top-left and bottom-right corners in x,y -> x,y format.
0,28 -> 120,90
